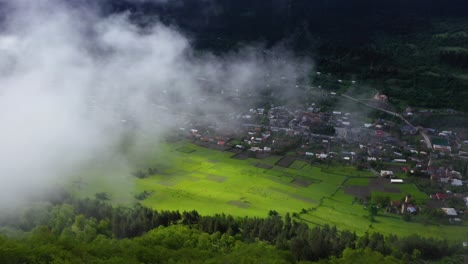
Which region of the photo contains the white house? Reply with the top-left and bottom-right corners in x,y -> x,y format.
380,170 -> 394,177
442,208 -> 458,216
451,179 -> 463,186
390,179 -> 404,184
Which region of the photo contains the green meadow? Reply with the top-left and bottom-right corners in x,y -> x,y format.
72,140 -> 467,241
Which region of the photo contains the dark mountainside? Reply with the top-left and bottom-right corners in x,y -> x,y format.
98,0 -> 468,111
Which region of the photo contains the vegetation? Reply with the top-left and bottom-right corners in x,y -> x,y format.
0,198 -> 464,263
3,1 -> 468,262
70,141 -> 467,241
104,0 -> 468,111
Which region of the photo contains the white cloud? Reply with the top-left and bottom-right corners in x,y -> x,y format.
0,0 -> 312,210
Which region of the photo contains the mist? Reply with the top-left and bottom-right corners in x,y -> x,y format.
0,0 -> 311,210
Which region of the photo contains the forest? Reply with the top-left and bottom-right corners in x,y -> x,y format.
0,197 -> 465,263
96,0 -> 468,111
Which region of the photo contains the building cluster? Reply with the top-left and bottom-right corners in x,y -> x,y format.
180,91 -> 467,220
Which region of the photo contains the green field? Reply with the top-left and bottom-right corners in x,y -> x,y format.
135,142 -> 334,217
71,140 -> 467,242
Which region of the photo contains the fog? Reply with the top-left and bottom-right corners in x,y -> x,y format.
0,0 -> 311,210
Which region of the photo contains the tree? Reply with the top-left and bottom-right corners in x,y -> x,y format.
95,192 -> 110,201
368,203 -> 378,222
402,213 -> 412,222
50,204 -> 75,235
373,195 -> 390,208
329,247 -> 402,264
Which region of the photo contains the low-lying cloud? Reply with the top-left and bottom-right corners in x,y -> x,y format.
0,0 -> 311,210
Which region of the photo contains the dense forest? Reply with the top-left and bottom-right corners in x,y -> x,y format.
0,197 -> 465,263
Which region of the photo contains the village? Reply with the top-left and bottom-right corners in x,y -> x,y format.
180,86 -> 468,226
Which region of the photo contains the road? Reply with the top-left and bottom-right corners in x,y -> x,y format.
341,94 -> 432,149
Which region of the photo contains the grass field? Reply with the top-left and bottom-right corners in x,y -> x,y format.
71,139 -> 467,242
289,160 -> 309,170
135,141 -> 328,217
344,178 -> 370,186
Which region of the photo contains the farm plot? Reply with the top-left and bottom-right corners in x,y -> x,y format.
132,142 -> 374,217
289,160 -> 308,170
300,190 -> 370,233
275,156 -> 296,168
176,146 -> 196,153
343,177 -> 371,186
345,178 -> 400,200
134,143 -> 329,216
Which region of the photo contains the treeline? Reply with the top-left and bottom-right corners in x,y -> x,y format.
439,48 -> 468,68
0,198 -> 464,263
1,224 -> 424,264
0,224 -> 294,264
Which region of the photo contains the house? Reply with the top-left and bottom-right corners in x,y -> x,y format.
400,125 -> 417,135
432,138 -> 452,152
373,93 -> 388,102
380,170 -> 394,178
451,179 -> 463,186
390,179 -> 404,184
263,147 -> 271,152
400,195 -> 413,214
440,130 -> 453,136
375,130 -> 385,137
409,157 -> 422,163
393,159 -> 407,163
388,200 -> 402,213
406,204 -> 417,213
431,193 -> 449,200
451,170 -> 462,179
440,177 -> 450,183
442,208 -> 458,216
316,153 -> 328,159
305,152 -> 314,157
449,218 -> 462,224
427,167 -> 449,180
